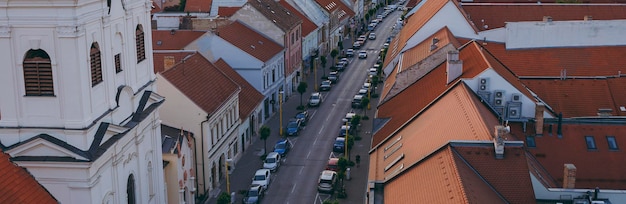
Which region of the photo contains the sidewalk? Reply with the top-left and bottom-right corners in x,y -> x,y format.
203,33 -> 374,204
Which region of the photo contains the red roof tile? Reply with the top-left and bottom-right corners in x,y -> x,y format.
314,0 -> 355,22
247,0 -> 303,31
153,51 -> 197,73
184,0 -> 212,12
520,79 -> 626,117
279,0 -> 317,36
511,123 -> 626,189
453,145 -> 536,203
218,6 -> 241,17
374,42 -> 491,147
462,3 -> 626,31
219,21 -> 284,62
483,43 -> 626,77
213,58 -> 264,119
160,53 -> 240,114
152,30 -> 205,50
0,151 -> 57,204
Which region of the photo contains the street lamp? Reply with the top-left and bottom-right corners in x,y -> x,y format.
279,91 -> 284,137
314,58 -> 318,92
345,120 -> 349,161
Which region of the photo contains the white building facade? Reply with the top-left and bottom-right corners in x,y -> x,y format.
0,0 -> 166,203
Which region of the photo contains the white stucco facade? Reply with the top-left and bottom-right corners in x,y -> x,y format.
0,0 -> 166,203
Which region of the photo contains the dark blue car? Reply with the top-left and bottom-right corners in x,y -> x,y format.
286,119 -> 303,136
274,139 -> 292,156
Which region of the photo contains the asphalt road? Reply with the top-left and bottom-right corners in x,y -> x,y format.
205,6 -> 402,203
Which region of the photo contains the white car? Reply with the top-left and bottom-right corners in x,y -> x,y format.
369,68 -> 378,77
308,92 -> 323,107
369,33 -> 376,40
252,169 -> 272,188
263,152 -> 281,172
358,51 -> 367,59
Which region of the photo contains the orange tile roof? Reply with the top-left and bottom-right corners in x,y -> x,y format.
520,79 -> 626,117
279,0 -> 317,36
511,123 -> 626,189
184,0 -> 212,13
213,58 -> 264,119
152,30 -> 205,50
370,83 -> 500,181
374,42 -> 492,147
160,53 -> 241,114
217,6 -> 241,17
314,0 -> 355,22
383,146 -> 506,204
483,43 -> 626,77
453,145 -> 536,203
248,0 -> 303,31
380,27 -> 461,101
219,21 -> 284,62
462,3 -> 626,31
386,0 -> 448,64
0,150 -> 57,204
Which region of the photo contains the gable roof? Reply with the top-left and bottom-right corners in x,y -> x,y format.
461,3 -> 626,31
512,121 -> 626,190
218,6 -> 241,17
152,30 -> 206,50
161,124 -> 194,154
278,0 -> 317,36
185,0 -> 212,12
213,58 -> 264,119
247,0 -> 303,31
219,21 -> 284,62
370,83 -> 501,182
374,42 -> 493,147
0,150 -> 58,203
521,78 -> 626,118
314,0 -> 355,22
160,52 -> 241,114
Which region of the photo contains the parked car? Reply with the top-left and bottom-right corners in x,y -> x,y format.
243,184 -> 265,204
320,80 -> 332,91
252,169 -> 272,188
328,71 -> 339,83
340,57 -> 349,66
352,94 -> 364,109
339,125 -> 355,137
326,158 -> 340,171
358,88 -> 368,96
346,49 -> 354,57
333,137 -> 346,153
358,50 -> 367,59
369,32 -> 376,40
352,41 -> 361,49
263,152 -> 281,172
295,111 -> 309,125
369,68 -> 378,77
273,139 -> 292,156
335,62 -> 345,71
318,170 -> 338,193
342,112 -> 356,123
308,92 -> 323,107
286,118 -> 303,136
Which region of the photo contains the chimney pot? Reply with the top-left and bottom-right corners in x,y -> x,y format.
563,164 -> 577,189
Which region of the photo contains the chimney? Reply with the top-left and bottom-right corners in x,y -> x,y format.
584,15 -> 593,21
543,16 -> 553,23
535,102 -> 545,135
163,56 -> 175,70
446,50 -> 463,84
493,125 -> 508,159
563,164 -> 577,189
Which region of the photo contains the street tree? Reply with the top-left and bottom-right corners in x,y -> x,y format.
320,56 -> 327,77
217,192 -> 230,204
361,97 -> 370,116
259,125 -> 270,154
297,81 -> 308,107
330,49 -> 339,65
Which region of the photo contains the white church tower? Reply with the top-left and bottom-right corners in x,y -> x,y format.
0,0 -> 166,203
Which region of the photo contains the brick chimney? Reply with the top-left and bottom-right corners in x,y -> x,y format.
446,50 -> 463,84
563,164 -> 576,188
535,102 -> 545,135
494,125 -> 508,159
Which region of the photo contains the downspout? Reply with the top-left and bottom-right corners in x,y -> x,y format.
199,115 -> 210,198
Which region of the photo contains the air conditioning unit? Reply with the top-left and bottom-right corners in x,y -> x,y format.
511,93 -> 521,102
507,106 -> 521,119
493,90 -> 505,106
478,78 -> 489,91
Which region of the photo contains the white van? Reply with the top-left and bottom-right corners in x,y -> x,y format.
263,152 -> 281,172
